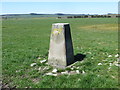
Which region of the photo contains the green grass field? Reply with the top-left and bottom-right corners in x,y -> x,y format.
2,17 -> 119,88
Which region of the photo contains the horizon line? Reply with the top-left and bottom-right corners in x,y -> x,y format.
1,13 -> 118,15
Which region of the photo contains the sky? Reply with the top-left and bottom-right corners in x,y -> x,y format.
1,2 -> 118,15
1,0 -> 119,2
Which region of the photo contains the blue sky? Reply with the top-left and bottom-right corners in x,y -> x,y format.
2,2 -> 118,14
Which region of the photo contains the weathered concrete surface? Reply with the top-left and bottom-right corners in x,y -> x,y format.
48,23 -> 74,68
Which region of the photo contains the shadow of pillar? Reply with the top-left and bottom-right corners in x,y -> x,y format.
74,53 -> 86,62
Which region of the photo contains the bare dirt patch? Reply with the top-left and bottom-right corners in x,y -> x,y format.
80,24 -> 118,30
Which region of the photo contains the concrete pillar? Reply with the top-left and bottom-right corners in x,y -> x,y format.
48,23 -> 74,68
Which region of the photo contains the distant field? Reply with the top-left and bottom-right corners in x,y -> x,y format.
1,14 -> 73,19
2,17 -> 119,88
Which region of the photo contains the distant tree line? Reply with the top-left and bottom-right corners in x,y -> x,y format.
58,14 -> 120,19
